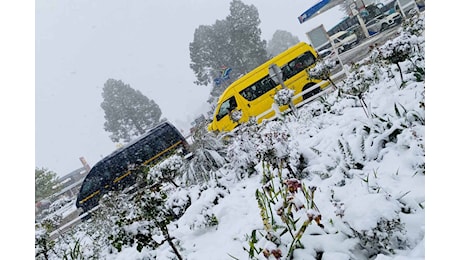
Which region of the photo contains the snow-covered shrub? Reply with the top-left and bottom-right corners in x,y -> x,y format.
379,15 -> 425,85
256,121 -> 292,168
226,122 -> 261,179
244,167 -> 324,259
70,190 -> 134,257
341,193 -> 407,257
54,237 -> 90,260
380,35 -> 413,84
175,180 -> 228,231
274,88 -> 294,106
35,225 -> 55,260
351,217 -> 407,257
185,120 -> 227,184
309,59 -> 334,81
341,62 -> 382,97
108,185 -> 184,259
230,108 -> 243,122
253,120 -> 305,180
308,58 -> 338,89
335,138 -> 365,178
165,186 -> 192,219
400,12 -> 425,37
39,213 -> 63,232
150,154 -> 186,187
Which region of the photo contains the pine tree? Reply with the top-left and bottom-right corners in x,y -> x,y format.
226,0 -> 268,73
189,0 -> 268,100
101,79 -> 162,143
35,167 -> 61,202
267,30 -> 300,57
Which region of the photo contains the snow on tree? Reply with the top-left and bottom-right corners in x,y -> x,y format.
267,30 -> 300,57
189,0 -> 268,100
35,167 -> 61,202
101,78 -> 162,143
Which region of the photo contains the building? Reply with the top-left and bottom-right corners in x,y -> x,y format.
53,157 -> 91,199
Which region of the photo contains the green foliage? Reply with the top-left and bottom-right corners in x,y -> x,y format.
350,218 -> 407,256
341,62 -> 381,97
35,167 -> 61,202
336,138 -> 364,174
107,171 -> 186,260
189,0 -> 268,99
62,239 -> 86,260
378,15 -> 425,86
35,225 -> 56,260
101,78 -> 162,143
308,58 -> 339,90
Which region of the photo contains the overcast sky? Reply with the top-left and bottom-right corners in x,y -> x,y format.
35,0 -> 346,177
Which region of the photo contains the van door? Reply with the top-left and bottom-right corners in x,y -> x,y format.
214,92 -> 240,132
238,75 -> 279,123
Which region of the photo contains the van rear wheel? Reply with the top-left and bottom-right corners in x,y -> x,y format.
302,83 -> 321,100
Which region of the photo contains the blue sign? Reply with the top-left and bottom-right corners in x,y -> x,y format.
214,66 -> 232,86
298,0 -> 330,24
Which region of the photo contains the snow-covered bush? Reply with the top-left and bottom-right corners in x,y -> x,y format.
185,119 -> 227,184
274,88 -> 294,106
107,185 -> 184,259
35,225 -> 55,260
308,58 -> 340,92
226,121 -> 261,179
176,181 -> 228,231
351,217 -> 407,257
244,167 -> 324,259
150,154 -> 186,187
230,108 -> 243,123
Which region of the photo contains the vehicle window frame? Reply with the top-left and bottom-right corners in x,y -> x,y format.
239,75 -> 277,102
216,96 -> 237,121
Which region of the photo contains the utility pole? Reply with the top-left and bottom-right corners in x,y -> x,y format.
349,1 -> 370,39
269,64 -> 298,117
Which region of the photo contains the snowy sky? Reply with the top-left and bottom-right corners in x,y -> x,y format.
34,0 -> 347,177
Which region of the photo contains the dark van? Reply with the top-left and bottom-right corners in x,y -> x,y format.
76,121 -> 189,212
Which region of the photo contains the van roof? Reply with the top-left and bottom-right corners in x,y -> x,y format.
330,31 -> 347,39
94,121 -> 175,166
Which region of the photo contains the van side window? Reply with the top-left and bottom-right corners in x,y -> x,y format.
217,96 -> 237,121
281,51 -> 316,80
239,75 -> 277,101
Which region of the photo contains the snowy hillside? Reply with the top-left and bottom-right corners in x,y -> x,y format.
35,14 -> 425,260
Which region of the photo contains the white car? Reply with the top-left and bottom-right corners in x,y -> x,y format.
394,0 -> 424,17
329,30 -> 359,53
318,48 -> 339,67
365,12 -> 402,35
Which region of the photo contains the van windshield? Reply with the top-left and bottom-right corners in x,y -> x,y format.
216,96 -> 237,121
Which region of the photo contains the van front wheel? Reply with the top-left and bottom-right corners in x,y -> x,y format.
302,83 -> 321,100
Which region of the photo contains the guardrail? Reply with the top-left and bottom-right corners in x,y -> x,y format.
49,206 -> 97,240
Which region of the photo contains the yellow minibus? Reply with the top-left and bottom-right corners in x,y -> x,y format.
208,42 -> 329,132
